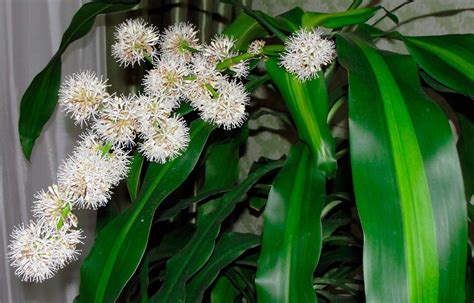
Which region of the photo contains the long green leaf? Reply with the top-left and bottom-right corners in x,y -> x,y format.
266,58 -> 336,175
255,143 -> 325,303
222,12 -> 268,50
18,1 -> 137,159
337,32 -> 467,302
78,120 -> 214,303
186,232 -> 260,303
302,7 -> 380,29
152,160 -> 284,303
401,34 -> 474,98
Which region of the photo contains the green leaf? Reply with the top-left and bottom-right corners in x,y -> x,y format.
302,7 -> 380,29
78,120 -> 214,303
126,152 -> 145,200
255,143 -> 325,303
186,232 -> 260,303
19,58 -> 62,159
337,32 -> 467,302
151,160 -> 284,303
222,12 -> 269,50
266,58 -> 336,175
401,34 -> 474,98
139,255 -> 149,303
18,1 -> 136,159
457,113 -> 474,209
211,276 -> 240,303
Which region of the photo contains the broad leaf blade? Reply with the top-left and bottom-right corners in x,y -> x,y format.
255,143 -> 325,303
266,58 -> 336,175
337,32 -> 467,301
302,7 -> 380,29
401,34 -> 474,98
18,2 -> 136,159
19,58 -> 61,159
186,232 -> 260,303
79,120 -> 214,303
222,12 -> 268,50
152,160 -> 284,303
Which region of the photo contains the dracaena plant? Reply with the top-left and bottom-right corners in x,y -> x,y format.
10,0 -> 474,302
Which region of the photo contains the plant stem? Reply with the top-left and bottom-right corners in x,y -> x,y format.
261,44 -> 285,55
144,53 -> 154,65
372,1 -> 414,26
205,83 -> 219,99
101,142 -> 113,156
216,53 -> 255,70
56,203 -> 71,229
347,0 -> 362,10
327,97 -> 346,124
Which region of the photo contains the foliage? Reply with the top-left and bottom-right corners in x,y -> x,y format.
17,0 -> 473,302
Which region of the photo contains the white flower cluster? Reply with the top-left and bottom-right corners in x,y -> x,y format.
9,18 -> 253,283
280,27 -> 336,81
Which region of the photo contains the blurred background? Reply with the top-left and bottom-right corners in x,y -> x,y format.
0,0 -> 472,302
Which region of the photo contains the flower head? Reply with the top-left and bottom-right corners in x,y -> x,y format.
160,22 -> 200,61
199,79 -> 249,130
139,116 -> 190,164
58,71 -> 109,125
280,27 -> 335,81
135,94 -> 173,133
248,40 -> 266,55
112,18 -> 160,67
8,221 -> 83,282
32,185 -> 77,228
203,35 -> 236,63
58,133 -> 130,209
93,95 -> 140,147
182,54 -> 227,109
143,55 -> 189,107
204,35 -> 250,79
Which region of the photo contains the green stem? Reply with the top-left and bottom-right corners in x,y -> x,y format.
205,83 -> 219,99
101,142 -> 113,156
261,44 -> 285,55
144,53 -> 154,65
216,53 -> 256,70
372,1 -> 414,26
183,75 -> 197,81
56,203 -> 71,229
179,43 -> 199,54
327,97 -> 346,124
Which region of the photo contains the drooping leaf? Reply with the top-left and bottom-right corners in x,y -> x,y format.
266,58 -> 336,175
401,34 -> 474,98
18,1 -> 138,159
255,143 -> 325,303
186,232 -> 260,303
151,160 -> 284,303
337,32 -> 467,302
78,120 -> 215,303
302,7 -> 380,29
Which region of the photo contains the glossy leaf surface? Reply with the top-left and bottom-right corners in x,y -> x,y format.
186,232 -> 260,303
78,120 -> 214,303
256,143 -> 325,303
302,7 -> 380,29
401,34 -> 474,98
266,58 -> 336,175
337,32 -> 467,302
152,160 -> 284,303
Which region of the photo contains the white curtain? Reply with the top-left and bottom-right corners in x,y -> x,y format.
0,0 -> 105,302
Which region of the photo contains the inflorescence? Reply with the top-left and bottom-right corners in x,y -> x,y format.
9,18 -> 335,283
